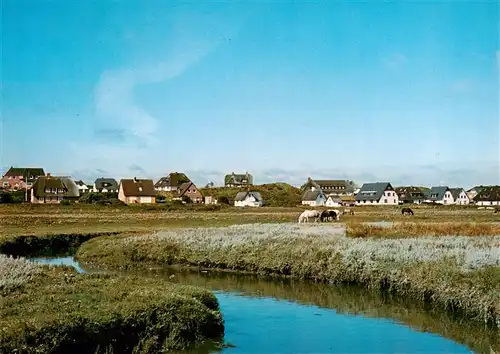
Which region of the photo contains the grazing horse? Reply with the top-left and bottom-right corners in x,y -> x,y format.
343,208 -> 355,216
401,207 -> 414,216
321,209 -> 341,222
298,210 -> 321,223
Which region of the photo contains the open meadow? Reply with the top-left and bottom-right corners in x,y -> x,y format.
1,203 -> 499,238
1,203 -> 499,352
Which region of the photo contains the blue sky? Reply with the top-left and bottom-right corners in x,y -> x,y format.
1,1 -> 499,188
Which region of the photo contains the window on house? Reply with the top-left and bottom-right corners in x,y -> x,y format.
384,199 -> 388,203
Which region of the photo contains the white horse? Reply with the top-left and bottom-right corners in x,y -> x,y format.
298,210 -> 321,223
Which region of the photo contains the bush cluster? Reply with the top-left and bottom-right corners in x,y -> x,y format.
200,183 -> 303,207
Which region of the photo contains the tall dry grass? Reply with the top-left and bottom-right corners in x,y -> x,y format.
77,223 -> 500,330
347,222 -> 500,238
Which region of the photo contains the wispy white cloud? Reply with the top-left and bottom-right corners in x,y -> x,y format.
66,7 -> 246,175
94,42 -> 218,148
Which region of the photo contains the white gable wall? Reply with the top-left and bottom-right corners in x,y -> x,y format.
235,194 -> 263,207
454,190 -> 470,205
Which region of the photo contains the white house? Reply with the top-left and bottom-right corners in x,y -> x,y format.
74,180 -> 90,194
325,195 -> 342,207
234,191 -> 263,207
473,186 -> 500,206
450,188 -> 470,205
204,196 -> 218,205
355,182 -> 399,205
301,188 -> 327,207
426,186 -> 455,205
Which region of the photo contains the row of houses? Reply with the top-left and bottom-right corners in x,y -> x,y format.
2,167 -> 500,207
300,179 -> 500,207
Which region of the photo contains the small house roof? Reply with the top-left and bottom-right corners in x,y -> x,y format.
395,186 -> 426,200
302,190 -> 324,201
303,178 -> 356,191
449,188 -> 466,200
427,186 -> 449,201
94,178 -> 118,190
234,191 -> 262,202
327,195 -> 342,202
120,178 -> 156,197
3,167 -> 45,179
155,173 -> 191,188
355,182 -> 394,201
32,176 -> 79,198
225,172 -> 253,185
473,186 -> 500,202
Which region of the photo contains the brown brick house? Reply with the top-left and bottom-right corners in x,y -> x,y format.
174,182 -> 203,203
2,166 -> 45,191
118,178 -> 156,204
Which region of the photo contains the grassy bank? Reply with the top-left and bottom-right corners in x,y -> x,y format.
76,223 -> 500,331
0,232 -> 124,257
0,255 -> 224,353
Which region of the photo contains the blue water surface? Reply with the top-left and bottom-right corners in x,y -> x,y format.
29,256 -> 474,354
216,292 -> 472,354
30,256 -> 86,273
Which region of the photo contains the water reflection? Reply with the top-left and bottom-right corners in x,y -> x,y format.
30,257 -> 497,354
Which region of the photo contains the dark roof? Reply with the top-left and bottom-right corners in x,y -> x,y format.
74,180 -> 87,187
3,167 -> 45,179
395,186 -> 426,201
303,178 -> 356,192
120,179 -> 156,197
154,173 -> 191,188
355,182 -> 394,201
177,182 -> 202,197
94,178 -> 118,190
467,185 -> 488,193
302,190 -> 325,201
235,191 -> 262,202
449,188 -> 465,200
427,186 -> 449,201
225,172 -> 253,185
473,186 -> 500,202
32,176 -> 79,198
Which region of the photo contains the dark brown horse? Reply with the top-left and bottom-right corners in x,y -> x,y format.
401,207 -> 414,216
320,210 -> 340,222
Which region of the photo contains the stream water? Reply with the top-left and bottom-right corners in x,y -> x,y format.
29,256 -> 499,354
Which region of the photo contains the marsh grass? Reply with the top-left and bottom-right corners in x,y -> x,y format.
77,223 -> 500,330
0,254 -> 42,293
347,222 -> 500,238
0,264 -> 224,353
